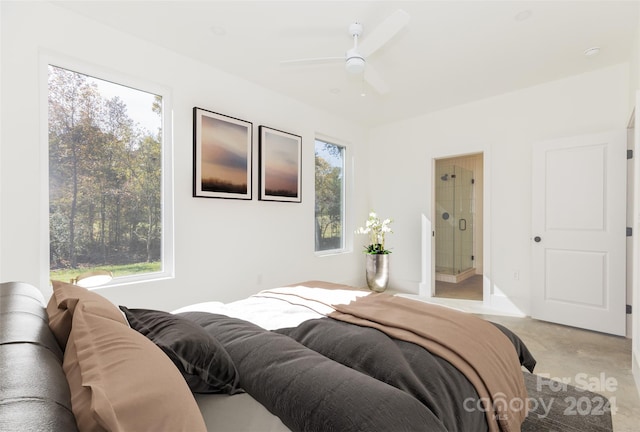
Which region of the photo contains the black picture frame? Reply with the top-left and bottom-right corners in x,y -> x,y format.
193,107 -> 252,200
258,126 -> 302,203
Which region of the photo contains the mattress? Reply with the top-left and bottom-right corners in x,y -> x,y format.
195,392 -> 289,432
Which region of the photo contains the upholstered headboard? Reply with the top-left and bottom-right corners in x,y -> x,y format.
0,281 -> 79,432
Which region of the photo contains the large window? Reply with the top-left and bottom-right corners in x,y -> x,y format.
315,138 -> 345,252
48,64 -> 169,284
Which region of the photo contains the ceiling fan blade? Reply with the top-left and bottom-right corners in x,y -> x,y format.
364,64 -> 389,95
280,56 -> 343,66
359,9 -> 410,58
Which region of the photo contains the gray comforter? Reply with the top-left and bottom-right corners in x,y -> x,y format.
182,312 -> 535,432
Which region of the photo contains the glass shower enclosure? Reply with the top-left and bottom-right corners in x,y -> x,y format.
435,164 -> 474,279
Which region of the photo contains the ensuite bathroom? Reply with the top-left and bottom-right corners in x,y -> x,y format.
434,153 -> 483,300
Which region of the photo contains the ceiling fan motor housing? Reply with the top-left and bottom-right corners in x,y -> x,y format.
345,48 -> 365,74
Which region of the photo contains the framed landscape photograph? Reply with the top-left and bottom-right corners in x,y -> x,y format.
193,107 -> 252,199
259,126 -> 302,202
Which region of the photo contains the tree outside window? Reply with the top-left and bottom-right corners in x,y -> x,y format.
48,65 -> 163,283
315,139 -> 345,252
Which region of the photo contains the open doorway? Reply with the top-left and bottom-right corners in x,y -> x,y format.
434,153 -> 483,301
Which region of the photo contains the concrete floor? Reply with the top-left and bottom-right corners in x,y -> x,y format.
481,313 -> 640,432
394,281 -> 639,430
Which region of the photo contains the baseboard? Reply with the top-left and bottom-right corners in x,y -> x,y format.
418,282 -> 431,297
487,292 -> 527,317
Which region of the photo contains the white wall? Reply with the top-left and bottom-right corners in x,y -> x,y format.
368,63 -> 630,314
1,1 -> 635,318
0,2 -> 369,310
0,1 -> 3,281
631,0 -> 640,397
632,92 -> 640,393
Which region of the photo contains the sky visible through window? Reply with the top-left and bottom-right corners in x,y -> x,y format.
91,77 -> 160,134
316,141 -> 342,168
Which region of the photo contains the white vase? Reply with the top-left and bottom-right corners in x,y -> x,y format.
366,254 -> 389,292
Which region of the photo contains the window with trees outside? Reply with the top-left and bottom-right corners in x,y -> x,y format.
48,64 -> 169,285
315,138 -> 345,252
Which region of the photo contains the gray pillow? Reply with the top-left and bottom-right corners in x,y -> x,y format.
119,306 -> 242,394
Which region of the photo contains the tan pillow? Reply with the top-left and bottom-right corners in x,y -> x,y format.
63,321 -> 99,431
47,280 -> 126,350
63,300 -> 206,432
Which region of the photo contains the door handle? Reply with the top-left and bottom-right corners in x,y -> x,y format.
534,236 -> 542,242
459,218 -> 466,231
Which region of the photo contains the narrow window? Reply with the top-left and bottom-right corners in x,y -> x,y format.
315,139 -> 345,252
48,65 -> 166,284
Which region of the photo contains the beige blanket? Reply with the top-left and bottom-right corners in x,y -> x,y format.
329,293 -> 528,432
256,282 -> 529,431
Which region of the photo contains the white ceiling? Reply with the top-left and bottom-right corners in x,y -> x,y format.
56,1 -> 639,127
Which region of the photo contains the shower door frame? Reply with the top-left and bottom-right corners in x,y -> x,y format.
427,152 -> 485,302
434,164 -> 475,278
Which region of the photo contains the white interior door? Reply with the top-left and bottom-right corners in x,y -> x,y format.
532,130 -> 626,336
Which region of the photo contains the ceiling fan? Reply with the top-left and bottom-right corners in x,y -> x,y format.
280,9 -> 411,95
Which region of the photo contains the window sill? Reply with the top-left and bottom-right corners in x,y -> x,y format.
315,249 -> 350,257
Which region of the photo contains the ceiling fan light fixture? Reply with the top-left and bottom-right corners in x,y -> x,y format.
346,56 -> 365,74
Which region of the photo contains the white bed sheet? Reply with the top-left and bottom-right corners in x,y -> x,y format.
171,285 -> 370,330
171,296 -> 322,330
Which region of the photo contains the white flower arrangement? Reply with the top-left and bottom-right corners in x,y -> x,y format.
355,211 -> 393,254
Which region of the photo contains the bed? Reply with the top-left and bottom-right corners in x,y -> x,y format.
167,280 -> 536,432
4,278 -> 608,432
